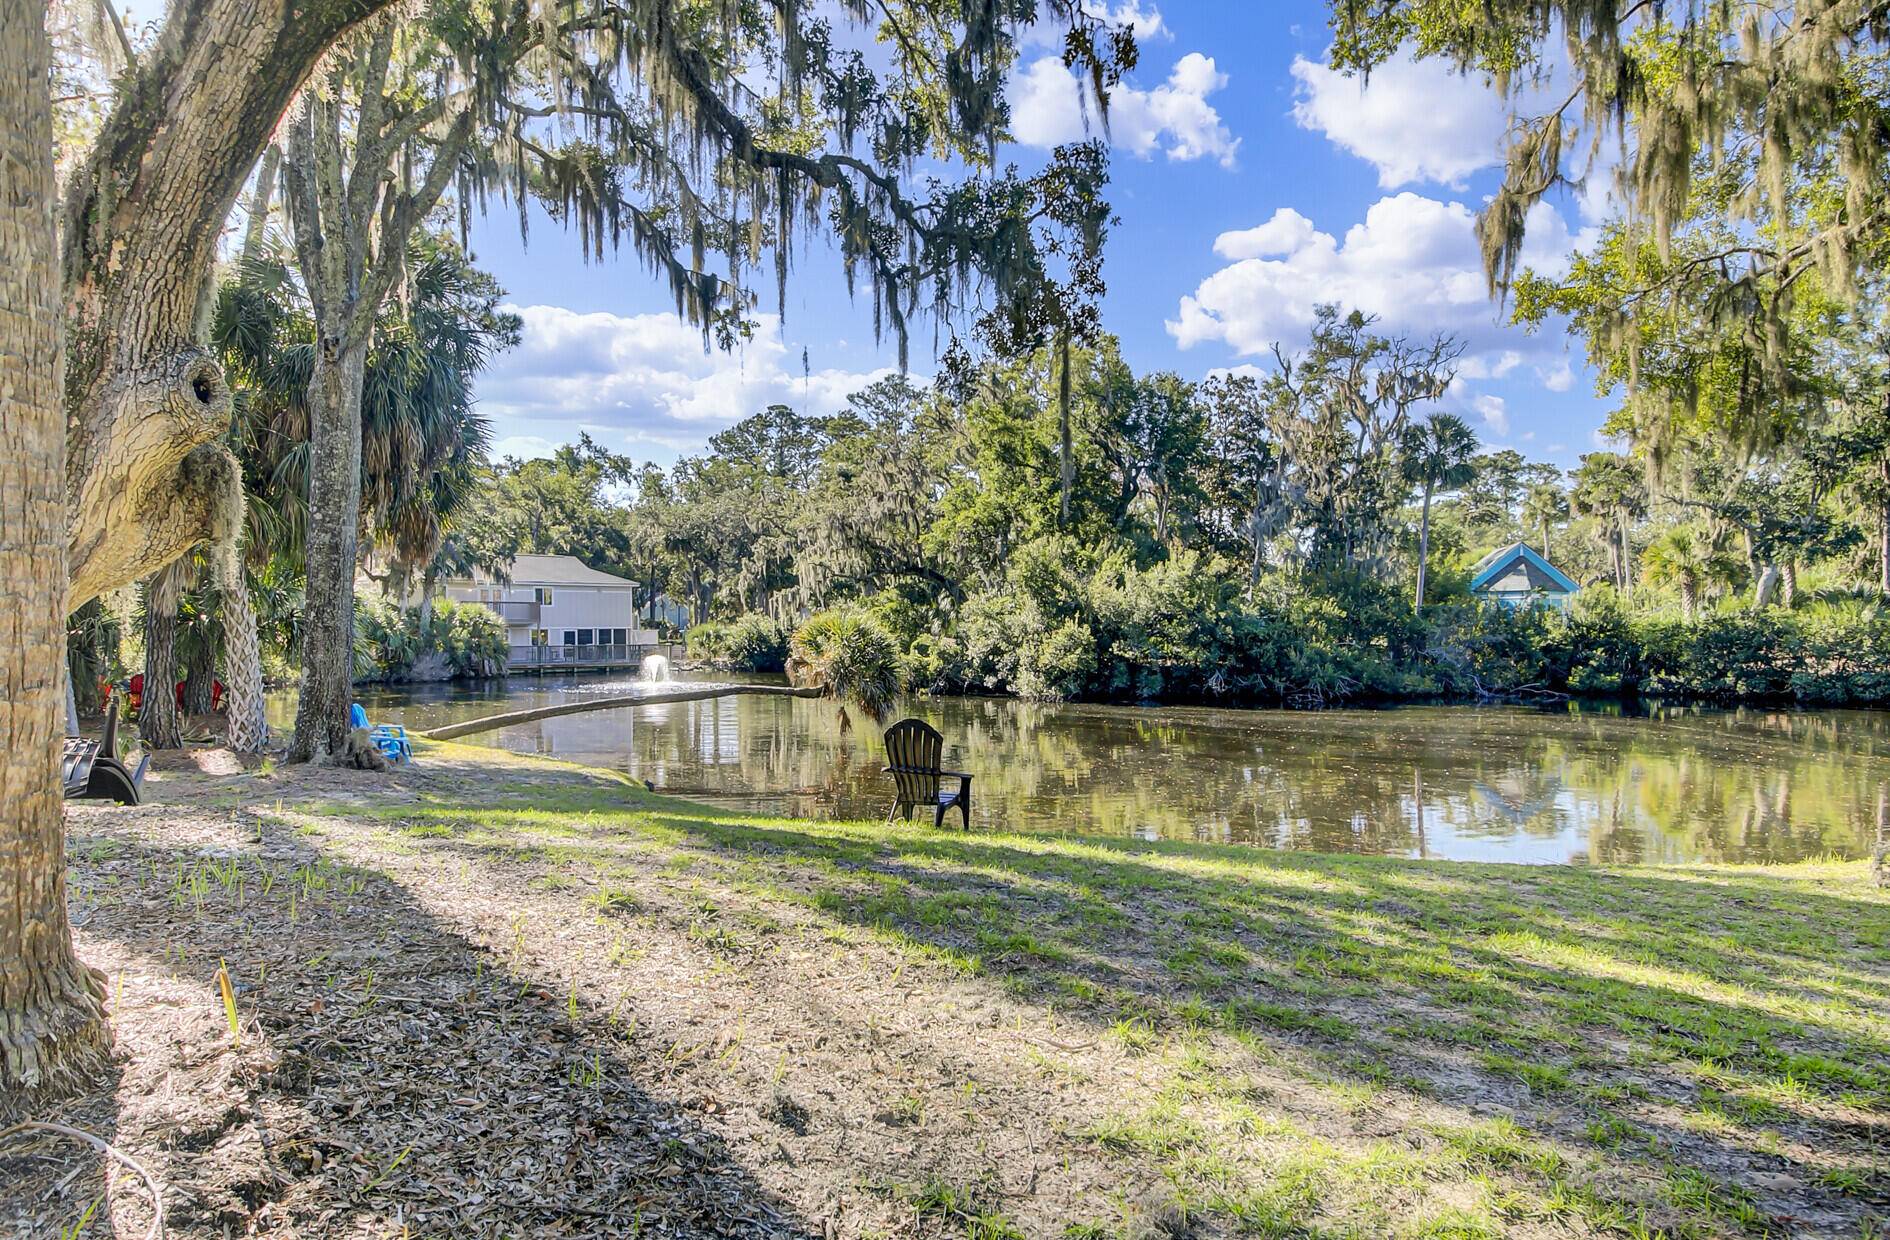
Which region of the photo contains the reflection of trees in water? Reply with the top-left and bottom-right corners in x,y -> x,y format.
518,692 -> 1883,864
1558,730 -> 1880,864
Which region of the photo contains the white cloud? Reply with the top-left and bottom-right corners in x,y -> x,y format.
1541,359 -> 1575,392
1213,209 -> 1321,260
1011,51 -> 1239,168
477,306 -> 895,454
492,434 -> 559,461
1459,350 -> 1523,381
1290,53 -> 1508,188
1167,192 -> 1595,372
1021,2 -> 1167,48
1472,393 -> 1510,437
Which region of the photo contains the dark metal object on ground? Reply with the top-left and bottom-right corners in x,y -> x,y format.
63,688 -> 148,805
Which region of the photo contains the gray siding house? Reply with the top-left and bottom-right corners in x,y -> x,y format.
442,554 -> 662,670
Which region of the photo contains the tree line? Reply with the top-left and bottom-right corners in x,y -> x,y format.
462,301 -> 1890,708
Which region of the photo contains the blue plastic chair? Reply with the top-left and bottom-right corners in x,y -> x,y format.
350,702 -> 412,763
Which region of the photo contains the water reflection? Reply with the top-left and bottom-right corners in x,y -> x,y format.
272,676 -> 1890,865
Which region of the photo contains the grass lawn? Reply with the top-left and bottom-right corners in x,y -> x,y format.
37,740 -> 1890,1238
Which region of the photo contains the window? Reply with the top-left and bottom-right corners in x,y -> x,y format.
613,628 -> 628,644
577,628 -> 594,646
562,630 -> 576,647
532,629 -> 548,646
535,587 -> 553,605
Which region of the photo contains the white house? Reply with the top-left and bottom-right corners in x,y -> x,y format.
441,554 -> 660,668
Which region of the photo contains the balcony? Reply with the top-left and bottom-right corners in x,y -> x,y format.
486,599 -> 541,624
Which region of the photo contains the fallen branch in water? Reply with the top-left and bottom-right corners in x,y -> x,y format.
421,684 -> 824,741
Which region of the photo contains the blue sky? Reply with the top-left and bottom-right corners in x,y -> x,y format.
467,0 -> 1617,468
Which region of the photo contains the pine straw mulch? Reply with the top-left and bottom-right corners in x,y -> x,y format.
5,749 -> 821,1238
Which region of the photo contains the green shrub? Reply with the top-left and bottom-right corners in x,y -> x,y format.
1420,598 -> 1557,697
722,614 -> 789,672
432,598 -> 508,678
354,594 -> 507,681
1794,602 -> 1890,703
686,615 -> 789,671
356,594 -> 421,680
686,620 -> 730,662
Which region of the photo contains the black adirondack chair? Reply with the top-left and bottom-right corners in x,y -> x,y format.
881,718 -> 972,830
63,688 -> 147,806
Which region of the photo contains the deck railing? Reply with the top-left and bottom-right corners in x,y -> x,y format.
505,642 -> 656,669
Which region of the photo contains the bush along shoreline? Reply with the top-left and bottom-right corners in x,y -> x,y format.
734,565 -> 1890,711
354,595 -> 510,683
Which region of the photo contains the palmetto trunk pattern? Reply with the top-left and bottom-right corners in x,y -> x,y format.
139,560 -> 185,749
219,546 -> 269,753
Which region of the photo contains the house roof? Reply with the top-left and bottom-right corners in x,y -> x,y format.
479,554 -> 637,589
1469,542 -> 1580,595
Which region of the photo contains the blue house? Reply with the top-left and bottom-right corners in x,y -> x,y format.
1470,542 -> 1580,610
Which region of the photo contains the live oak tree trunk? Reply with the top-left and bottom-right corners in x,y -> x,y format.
1617,519 -> 1632,595
139,561 -> 184,750
1,0 -> 110,1095
1755,564 -> 1782,609
1877,457 -> 1889,596
1250,476 -> 1266,589
61,0 -> 398,612
1057,330 -> 1074,529
281,51 -> 471,762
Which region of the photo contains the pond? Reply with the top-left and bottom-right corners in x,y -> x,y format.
272,675 -> 1890,866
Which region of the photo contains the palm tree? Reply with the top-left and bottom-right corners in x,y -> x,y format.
1520,480 -> 1569,561
787,611 -> 902,726
1400,413 -> 1479,614
1641,525 -> 1736,620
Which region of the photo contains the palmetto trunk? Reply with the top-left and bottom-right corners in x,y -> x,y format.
182,628 -> 217,715
1414,483 -> 1434,615
289,338 -> 370,761
140,561 -> 185,749
1,0 -> 109,1094
1680,579 -> 1698,621
219,549 -> 269,753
